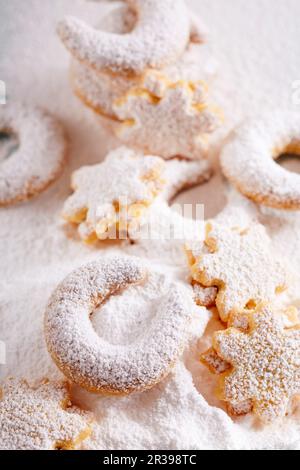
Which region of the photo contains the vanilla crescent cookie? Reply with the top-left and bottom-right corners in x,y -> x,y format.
0,104 -> 66,206
187,222 -> 289,322
0,378 -> 93,450
113,77 -> 221,160
57,0 -> 196,75
213,304 -> 300,423
161,157 -> 212,202
70,4 -> 217,122
45,256 -> 194,394
62,146 -> 165,242
221,111 -> 300,210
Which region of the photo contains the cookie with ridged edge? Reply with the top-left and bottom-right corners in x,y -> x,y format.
113,76 -> 222,160
0,378 -> 93,450
213,304 -> 300,423
189,221 -> 289,322
62,146 -> 165,243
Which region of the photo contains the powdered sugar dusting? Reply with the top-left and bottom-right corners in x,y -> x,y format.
3,0 -> 300,451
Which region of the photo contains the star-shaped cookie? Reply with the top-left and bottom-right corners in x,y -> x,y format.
0,378 -> 93,450
189,222 -> 289,322
113,74 -> 222,160
62,147 -> 165,242
213,304 -> 300,423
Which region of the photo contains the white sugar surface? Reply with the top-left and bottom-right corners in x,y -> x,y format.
1,0 -> 300,450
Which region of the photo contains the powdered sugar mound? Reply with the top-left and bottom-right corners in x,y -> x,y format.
128,200 -> 205,266
258,206 -> 300,306
57,0 -> 191,74
91,269 -> 174,343
80,356 -> 300,450
81,363 -> 240,450
3,0 -> 300,451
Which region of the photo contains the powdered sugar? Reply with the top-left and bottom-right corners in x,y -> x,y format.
2,0 -> 300,451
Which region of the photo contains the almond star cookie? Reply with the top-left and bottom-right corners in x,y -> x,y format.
213,304 -> 300,423
62,147 -> 165,242
0,378 -> 93,450
188,222 -> 289,322
113,74 -> 222,160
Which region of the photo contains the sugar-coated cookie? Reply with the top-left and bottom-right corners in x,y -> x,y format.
213,304 -> 300,423
0,104 -> 66,206
113,76 -> 221,160
221,111 -> 300,210
58,1 -> 197,75
0,378 -> 93,450
62,147 -> 165,242
187,222 -> 289,322
45,256 -> 194,394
